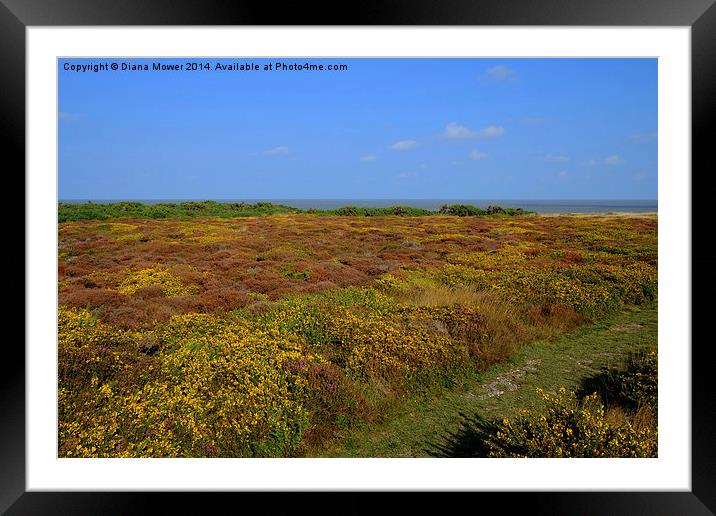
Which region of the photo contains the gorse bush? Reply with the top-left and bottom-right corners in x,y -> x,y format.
388,262 -> 657,319
117,265 -> 199,297
116,319 -> 315,457
60,309 -> 320,457
58,307 -> 136,385
259,291 -> 472,381
486,387 -> 657,458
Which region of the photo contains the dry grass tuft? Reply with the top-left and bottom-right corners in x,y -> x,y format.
394,286 -> 532,367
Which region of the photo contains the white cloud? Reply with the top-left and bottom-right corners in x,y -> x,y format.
477,125 -> 506,138
442,123 -> 505,140
469,150 -> 488,161
443,122 -> 477,139
558,170 -> 569,178
390,140 -> 417,150
485,65 -> 516,81
544,154 -> 570,163
397,172 -> 413,179
586,159 -> 597,167
604,155 -> 624,166
360,154 -> 377,162
264,146 -> 290,156
521,117 -> 545,126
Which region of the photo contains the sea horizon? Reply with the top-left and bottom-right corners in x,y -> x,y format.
57,198 -> 658,214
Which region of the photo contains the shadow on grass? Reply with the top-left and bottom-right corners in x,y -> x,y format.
576,369 -> 637,411
424,412 -> 501,458
576,350 -> 656,413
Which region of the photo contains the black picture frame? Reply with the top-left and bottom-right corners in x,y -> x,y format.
6,0 -> 715,513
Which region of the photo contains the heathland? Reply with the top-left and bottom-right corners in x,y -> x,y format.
58,203 -> 657,458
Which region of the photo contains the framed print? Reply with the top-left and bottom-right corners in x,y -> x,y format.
6,0 -> 716,513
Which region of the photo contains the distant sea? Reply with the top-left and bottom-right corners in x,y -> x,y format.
61,199 -> 658,214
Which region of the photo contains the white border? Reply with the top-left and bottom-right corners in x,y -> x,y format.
27,27 -> 691,491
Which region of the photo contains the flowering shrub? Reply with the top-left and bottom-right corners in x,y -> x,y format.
58,306 -> 136,384
431,264 -> 490,289
486,388 -> 657,458
424,262 -> 656,318
327,307 -> 463,381
114,324 -> 314,457
258,292 -> 468,382
60,310 -> 321,457
117,265 -> 199,297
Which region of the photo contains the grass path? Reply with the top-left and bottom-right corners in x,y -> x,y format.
312,301 -> 657,457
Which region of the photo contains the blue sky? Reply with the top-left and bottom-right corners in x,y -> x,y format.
58,58 -> 657,200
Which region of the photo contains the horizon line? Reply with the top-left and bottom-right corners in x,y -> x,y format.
58,197 -> 658,202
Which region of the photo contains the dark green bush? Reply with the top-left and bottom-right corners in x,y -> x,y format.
438,204 -> 487,216
59,202 -> 531,222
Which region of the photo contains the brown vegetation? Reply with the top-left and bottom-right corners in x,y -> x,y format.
59,214 -> 657,329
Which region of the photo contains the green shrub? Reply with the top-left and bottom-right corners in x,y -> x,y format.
326,206 -> 433,217
280,264 -> 311,281
486,205 -> 527,216
438,204 -> 487,216
438,204 -> 532,216
616,351 -> 657,408
59,202 -> 531,222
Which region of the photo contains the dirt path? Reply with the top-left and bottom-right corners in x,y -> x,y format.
314,302 -> 657,457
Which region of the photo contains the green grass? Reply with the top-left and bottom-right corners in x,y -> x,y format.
280,264 -> 311,281
312,301 -> 657,457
